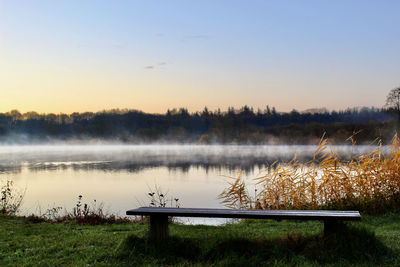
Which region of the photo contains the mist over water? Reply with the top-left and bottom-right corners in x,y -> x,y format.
0,144 -> 386,224
0,144 -> 383,172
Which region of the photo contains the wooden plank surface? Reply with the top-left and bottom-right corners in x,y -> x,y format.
126,207 -> 361,221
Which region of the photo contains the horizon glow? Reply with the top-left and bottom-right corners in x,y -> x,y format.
1,1 -> 399,114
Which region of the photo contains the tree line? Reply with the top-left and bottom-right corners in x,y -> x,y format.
0,106 -> 396,144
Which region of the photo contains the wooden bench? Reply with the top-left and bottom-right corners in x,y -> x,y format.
126,207 -> 361,243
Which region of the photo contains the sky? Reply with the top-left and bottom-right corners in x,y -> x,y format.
0,0 -> 399,114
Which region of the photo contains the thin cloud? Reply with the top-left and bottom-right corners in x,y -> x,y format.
144,62 -> 167,69
76,43 -> 92,49
183,34 -> 211,40
111,42 -> 125,49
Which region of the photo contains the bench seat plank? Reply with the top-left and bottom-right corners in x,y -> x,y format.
126,207 -> 361,221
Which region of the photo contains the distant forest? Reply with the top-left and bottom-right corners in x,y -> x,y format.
0,106 -> 397,144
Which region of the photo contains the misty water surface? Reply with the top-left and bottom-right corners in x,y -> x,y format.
0,144 -> 384,224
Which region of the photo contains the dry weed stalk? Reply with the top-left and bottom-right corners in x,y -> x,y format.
0,180 -> 25,215
219,134 -> 400,213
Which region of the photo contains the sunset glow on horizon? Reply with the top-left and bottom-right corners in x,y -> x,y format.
1,1 -> 399,114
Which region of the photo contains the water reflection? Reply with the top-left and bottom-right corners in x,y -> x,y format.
19,161 -> 268,175
0,144 -> 384,174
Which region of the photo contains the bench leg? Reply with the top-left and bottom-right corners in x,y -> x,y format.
150,215 -> 169,244
323,220 -> 342,236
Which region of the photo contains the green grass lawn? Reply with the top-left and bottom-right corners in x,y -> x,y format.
1,212 -> 399,266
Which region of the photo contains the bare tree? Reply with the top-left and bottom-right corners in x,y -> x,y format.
386,87 -> 400,123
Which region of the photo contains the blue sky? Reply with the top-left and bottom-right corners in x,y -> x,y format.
1,1 -> 399,113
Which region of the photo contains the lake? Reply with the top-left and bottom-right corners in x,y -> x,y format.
0,144 -> 380,224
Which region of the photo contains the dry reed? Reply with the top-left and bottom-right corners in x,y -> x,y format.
219,134 -> 400,213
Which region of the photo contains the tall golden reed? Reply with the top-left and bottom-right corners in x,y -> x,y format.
219,135 -> 400,213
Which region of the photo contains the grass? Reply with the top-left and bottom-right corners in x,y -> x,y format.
1,212 -> 399,266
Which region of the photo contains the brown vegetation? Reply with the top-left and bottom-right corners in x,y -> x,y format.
0,180 -> 24,215
220,134 -> 400,213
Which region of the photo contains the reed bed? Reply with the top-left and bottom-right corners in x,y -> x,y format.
220,135 -> 400,213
